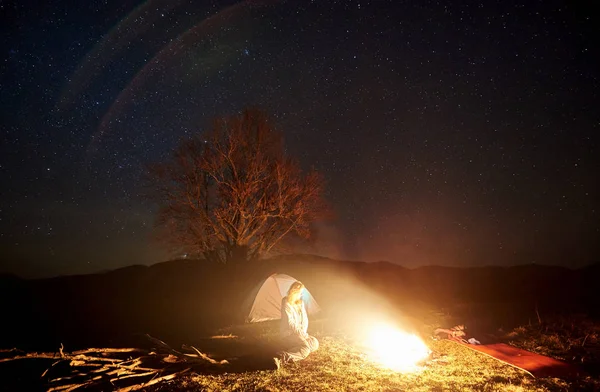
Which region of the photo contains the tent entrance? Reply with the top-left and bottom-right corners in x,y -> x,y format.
245,273 -> 321,323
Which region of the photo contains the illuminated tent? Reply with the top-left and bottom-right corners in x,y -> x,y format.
245,273 -> 321,323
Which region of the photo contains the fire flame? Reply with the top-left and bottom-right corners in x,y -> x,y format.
366,323 -> 430,371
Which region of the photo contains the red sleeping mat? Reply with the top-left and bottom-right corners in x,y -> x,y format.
449,340 -> 585,379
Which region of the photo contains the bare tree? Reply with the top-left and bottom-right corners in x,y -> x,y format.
147,109 -> 327,264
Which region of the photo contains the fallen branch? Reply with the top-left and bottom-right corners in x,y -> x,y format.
41,359 -> 64,378
0,353 -> 63,362
2,335 -> 234,391
182,344 -> 229,365
582,334 -> 590,347
1,350 -> 141,363
47,383 -> 80,392
146,334 -> 227,365
72,348 -> 144,355
114,368 -> 191,392
110,370 -> 157,383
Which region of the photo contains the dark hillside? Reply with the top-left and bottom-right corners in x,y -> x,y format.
1,256 -> 598,351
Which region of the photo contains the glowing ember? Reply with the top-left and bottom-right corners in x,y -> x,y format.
367,323 -> 430,371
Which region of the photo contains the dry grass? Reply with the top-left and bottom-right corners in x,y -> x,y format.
504,314 -> 600,377
144,315 -> 599,392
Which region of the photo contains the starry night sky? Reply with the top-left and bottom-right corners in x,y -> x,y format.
1,0 -> 598,278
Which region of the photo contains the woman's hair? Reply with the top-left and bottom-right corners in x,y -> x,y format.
286,281 -> 305,305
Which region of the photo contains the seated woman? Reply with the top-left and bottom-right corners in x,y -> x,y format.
274,281 -> 319,369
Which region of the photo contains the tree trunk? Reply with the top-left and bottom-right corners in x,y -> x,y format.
228,244 -> 249,264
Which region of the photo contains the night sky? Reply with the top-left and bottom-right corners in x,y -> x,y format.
1,0 -> 598,278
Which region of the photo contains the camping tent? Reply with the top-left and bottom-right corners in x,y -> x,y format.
246,273 -> 321,323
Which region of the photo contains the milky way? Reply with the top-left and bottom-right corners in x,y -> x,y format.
1,0 -> 598,277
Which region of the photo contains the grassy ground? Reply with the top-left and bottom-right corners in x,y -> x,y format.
503,314 -> 600,378
145,313 -> 599,392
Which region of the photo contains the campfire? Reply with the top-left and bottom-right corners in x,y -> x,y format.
365,323 -> 431,371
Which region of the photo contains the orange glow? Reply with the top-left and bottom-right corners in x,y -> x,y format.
366,323 -> 430,371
